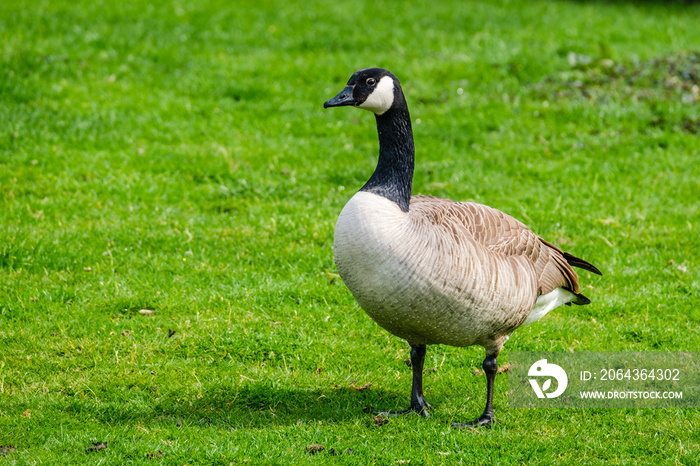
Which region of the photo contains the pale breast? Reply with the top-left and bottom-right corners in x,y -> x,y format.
333,192 -> 539,347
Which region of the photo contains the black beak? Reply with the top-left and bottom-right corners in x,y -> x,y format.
324,86 -> 356,108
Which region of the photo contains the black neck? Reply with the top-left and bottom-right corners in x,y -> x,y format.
359,102 -> 415,212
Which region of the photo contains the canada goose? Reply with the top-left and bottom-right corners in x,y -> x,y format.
324,68 -> 601,427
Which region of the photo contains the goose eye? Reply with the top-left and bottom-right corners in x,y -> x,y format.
366,78 -> 377,86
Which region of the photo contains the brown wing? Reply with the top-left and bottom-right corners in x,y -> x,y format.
410,195 -> 599,300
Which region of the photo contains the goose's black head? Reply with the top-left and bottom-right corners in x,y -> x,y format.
324,68 -> 403,115
324,68 -> 414,212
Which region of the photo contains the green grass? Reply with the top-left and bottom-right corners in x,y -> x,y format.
1,0 -> 700,463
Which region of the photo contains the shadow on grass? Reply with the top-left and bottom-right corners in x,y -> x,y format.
194,382 -> 403,429
62,382 -> 408,430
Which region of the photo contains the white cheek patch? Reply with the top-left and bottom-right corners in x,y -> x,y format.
358,76 -> 395,115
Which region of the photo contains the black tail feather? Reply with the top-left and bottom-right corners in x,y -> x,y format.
563,252 -> 602,276
573,293 -> 591,305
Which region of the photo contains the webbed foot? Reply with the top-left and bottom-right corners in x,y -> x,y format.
452,412 -> 494,428
376,400 -> 432,418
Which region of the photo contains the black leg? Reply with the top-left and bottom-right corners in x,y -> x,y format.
408,345 -> 432,416
453,355 -> 497,428
377,344 -> 432,418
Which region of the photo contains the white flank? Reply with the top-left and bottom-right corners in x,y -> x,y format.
333,192 -> 539,348
522,287 -> 577,326
358,76 -> 395,115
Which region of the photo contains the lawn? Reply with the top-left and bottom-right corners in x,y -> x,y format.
1,0 -> 699,464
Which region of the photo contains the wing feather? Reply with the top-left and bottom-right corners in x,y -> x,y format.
410,195 -> 598,300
